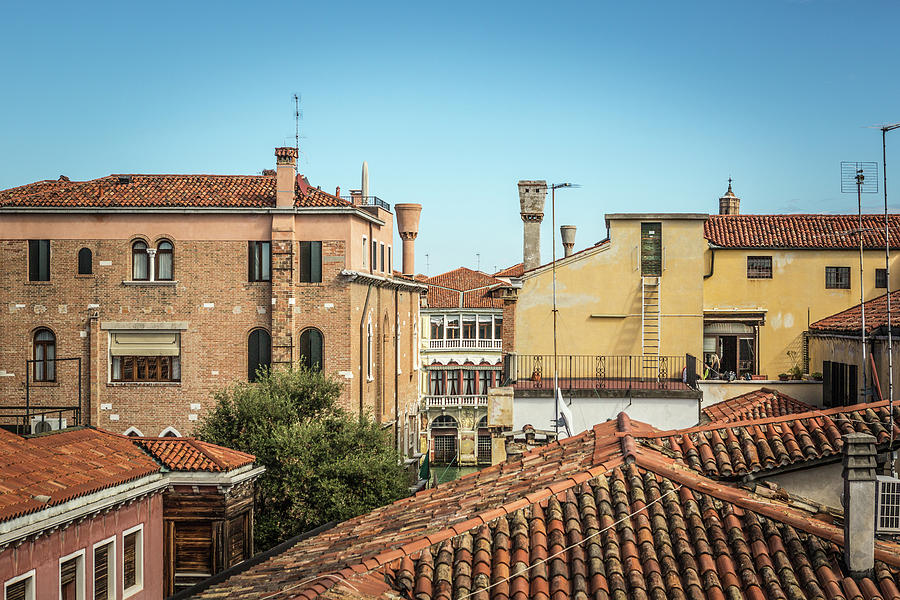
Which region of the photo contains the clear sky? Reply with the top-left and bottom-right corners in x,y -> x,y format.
2,1 -> 899,275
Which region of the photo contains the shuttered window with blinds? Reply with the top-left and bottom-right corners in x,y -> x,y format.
60,557 -> 79,600
124,531 -> 138,590
5,578 -> 29,600
94,542 -> 111,600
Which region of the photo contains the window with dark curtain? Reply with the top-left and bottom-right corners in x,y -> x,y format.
248,241 -> 271,281
28,239 -> 50,281
132,241 -> 149,280
156,240 -> 173,280
33,328 -> 56,382
429,370 -> 444,395
380,243 -> 385,272
876,268 -> 888,289
371,240 -> 377,271
299,328 -> 324,371
247,329 -> 271,382
77,247 -> 92,275
299,241 -> 322,283
463,370 -> 477,395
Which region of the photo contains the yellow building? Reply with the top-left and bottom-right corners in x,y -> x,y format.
514,182 -> 900,380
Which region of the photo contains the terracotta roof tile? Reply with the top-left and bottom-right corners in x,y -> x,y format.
0,173 -> 351,209
704,214 -> 900,249
811,289 -> 900,334
423,267 -> 510,309
493,263 -> 524,278
0,427 -> 159,523
133,437 -> 255,472
702,388 -> 816,423
195,415 -> 900,600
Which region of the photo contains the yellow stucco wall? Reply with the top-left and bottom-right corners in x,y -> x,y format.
704,249 -> 900,377
515,217 -> 706,360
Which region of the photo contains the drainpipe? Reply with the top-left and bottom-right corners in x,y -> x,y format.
394,288 -> 400,453
359,284 -> 373,421
704,248 -> 716,279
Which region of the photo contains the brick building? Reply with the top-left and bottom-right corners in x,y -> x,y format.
0,148 -> 425,453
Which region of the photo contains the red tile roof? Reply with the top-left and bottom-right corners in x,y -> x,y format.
702,388 -> 816,423
0,174 -> 351,209
810,289 -> 900,334
423,267 -> 510,309
194,414 -> 900,600
133,437 -> 255,472
0,427 -> 160,523
642,400 -> 900,478
493,263 -> 524,278
704,214 -> 900,249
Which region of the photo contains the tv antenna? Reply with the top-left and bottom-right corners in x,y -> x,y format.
293,94 -> 301,154
476,253 -> 481,271
840,161 -> 879,402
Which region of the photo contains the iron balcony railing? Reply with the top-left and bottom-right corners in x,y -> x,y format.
341,195 -> 391,212
503,353 -> 698,391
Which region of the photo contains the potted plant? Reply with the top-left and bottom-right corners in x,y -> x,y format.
789,365 -> 803,380
811,372 -> 823,381
778,373 -> 790,381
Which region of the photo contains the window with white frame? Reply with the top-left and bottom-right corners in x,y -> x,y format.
110,331 -> 181,382
93,537 -> 115,600
427,313 -> 503,348
60,549 -> 85,600
362,237 -> 367,268
123,524 -> 144,597
4,570 -> 35,600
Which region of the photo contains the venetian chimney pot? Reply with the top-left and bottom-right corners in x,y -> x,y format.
560,225 -> 577,258
275,147 -> 298,209
518,180 -> 547,271
842,432 -> 877,577
395,203 -> 422,275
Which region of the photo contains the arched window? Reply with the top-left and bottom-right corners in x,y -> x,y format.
477,416 -> 488,428
33,328 -> 56,382
431,415 -> 458,429
77,247 -> 92,275
160,426 -> 181,437
248,329 -> 271,382
132,241 -> 149,280
299,328 -> 323,371
123,426 -> 144,437
431,415 -> 458,465
156,240 -> 173,280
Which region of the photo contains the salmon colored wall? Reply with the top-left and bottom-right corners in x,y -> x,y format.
0,491 -> 163,599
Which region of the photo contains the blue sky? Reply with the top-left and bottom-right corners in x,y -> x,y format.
2,1 -> 899,275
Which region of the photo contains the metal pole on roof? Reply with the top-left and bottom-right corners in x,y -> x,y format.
550,182 -> 578,436
883,123 -> 900,473
857,169 -> 868,401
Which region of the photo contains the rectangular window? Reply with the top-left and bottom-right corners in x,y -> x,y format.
362,237 -> 367,268
110,332 -> 181,382
429,370 -> 444,395
478,371 -> 493,395
877,268 -> 888,289
747,256 -> 772,279
4,572 -> 34,600
478,315 -> 493,339
380,243 -> 385,272
387,247 -> 391,273
123,525 -> 143,596
463,370 -> 477,395
446,369 -> 460,395
826,266 -> 851,289
94,540 -> 114,600
60,552 -> 83,600
28,240 -> 50,281
462,315 -> 476,339
446,316 -> 460,340
299,241 -> 322,283
430,315 -> 444,339
371,241 -> 377,272
248,241 -> 271,282
494,316 -> 503,340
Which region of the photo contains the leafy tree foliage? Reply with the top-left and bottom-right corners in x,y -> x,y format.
196,366 -> 409,550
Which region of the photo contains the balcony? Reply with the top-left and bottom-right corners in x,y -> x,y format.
503,353 -> 698,392
428,339 -> 503,350
341,195 -> 391,212
422,395 -> 489,409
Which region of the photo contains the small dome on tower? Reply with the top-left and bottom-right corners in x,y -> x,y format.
718,178 -> 740,215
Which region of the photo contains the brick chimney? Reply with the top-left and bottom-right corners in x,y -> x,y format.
842,432 -> 877,576
395,203 -> 422,275
518,180 -> 547,271
718,178 -> 740,215
560,225 -> 576,258
275,147 -> 298,209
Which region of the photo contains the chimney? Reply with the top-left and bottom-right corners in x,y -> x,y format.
335,186 -> 341,197
842,432 -> 877,576
395,204 -> 422,275
349,189 -> 363,206
718,178 -> 740,215
560,225 -> 576,257
361,161 -> 369,199
518,180 -> 547,271
275,147 -> 298,209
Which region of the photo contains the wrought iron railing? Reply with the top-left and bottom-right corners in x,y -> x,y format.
341,195 -> 391,211
503,353 -> 697,391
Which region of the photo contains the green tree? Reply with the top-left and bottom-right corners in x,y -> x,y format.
195,366 -> 409,550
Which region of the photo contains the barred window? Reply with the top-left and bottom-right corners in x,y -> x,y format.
877,268 -> 888,289
746,256 -> 772,279
826,266 -> 851,289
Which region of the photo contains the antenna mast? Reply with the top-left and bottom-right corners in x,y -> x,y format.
294,94 -> 300,154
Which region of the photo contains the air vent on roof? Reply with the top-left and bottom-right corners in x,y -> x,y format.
262,169 -> 276,176
30,417 -> 67,434
117,175 -> 133,184
876,475 -> 900,534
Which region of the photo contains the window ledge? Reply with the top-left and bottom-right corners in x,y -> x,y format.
30,381 -> 60,387
107,382 -> 182,387
74,274 -> 94,279
122,280 -> 179,286
24,281 -> 53,285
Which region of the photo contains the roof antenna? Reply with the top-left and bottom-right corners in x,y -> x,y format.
426,253 -> 430,275
293,94 -> 301,155
476,253 -> 481,271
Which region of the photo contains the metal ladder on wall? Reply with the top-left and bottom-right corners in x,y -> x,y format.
641,276 -> 660,378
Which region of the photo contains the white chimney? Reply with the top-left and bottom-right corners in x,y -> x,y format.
560,225 -> 576,258
842,432 -> 877,576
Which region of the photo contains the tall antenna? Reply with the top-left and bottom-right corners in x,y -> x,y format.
476,253 -> 481,271
840,161 -> 879,402
426,253 -> 430,275
293,94 -> 300,154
